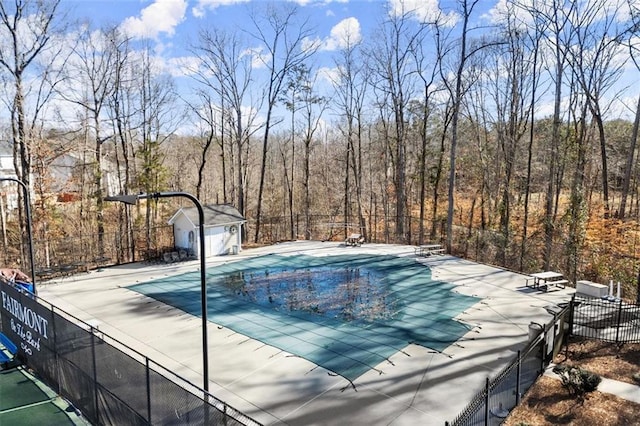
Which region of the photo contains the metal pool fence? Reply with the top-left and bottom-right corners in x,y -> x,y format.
447,295 -> 640,425
570,296 -> 640,343
446,301 -> 571,426
0,280 -> 261,426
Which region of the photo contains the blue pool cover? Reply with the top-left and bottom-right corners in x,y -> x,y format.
129,254 -> 479,381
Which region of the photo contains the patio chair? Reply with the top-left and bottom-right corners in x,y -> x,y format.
179,249 -> 188,261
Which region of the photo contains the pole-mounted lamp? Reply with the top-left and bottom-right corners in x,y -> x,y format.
0,177 -> 36,295
105,192 -> 209,393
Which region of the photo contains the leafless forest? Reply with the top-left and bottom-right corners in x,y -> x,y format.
1,1 -> 640,300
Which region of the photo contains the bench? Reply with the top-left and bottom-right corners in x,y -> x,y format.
415,244 -> 444,257
525,276 -> 537,288
0,332 -> 19,368
345,234 -> 364,247
537,279 -> 569,292
526,271 -> 565,291
547,279 -> 569,289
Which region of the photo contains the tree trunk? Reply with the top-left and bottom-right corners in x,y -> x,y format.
619,93 -> 640,219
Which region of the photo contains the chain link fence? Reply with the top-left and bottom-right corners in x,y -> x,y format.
0,280 -> 261,426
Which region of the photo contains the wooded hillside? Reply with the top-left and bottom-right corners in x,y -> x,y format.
1,1 -> 639,301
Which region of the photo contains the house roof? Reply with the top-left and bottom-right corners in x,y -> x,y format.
0,139 -> 11,156
168,204 -> 246,227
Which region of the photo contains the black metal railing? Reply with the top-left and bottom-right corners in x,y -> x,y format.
446,302 -> 572,426
447,294 -> 640,425
570,296 -> 640,343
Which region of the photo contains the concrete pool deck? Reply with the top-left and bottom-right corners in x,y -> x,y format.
36,241 -> 575,425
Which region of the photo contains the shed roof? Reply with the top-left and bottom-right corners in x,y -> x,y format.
168,204 -> 245,227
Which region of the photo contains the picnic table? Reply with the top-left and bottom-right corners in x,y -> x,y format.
345,233 -> 364,247
414,244 -> 445,257
526,271 -> 568,292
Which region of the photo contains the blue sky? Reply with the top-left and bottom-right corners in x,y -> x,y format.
58,0 -> 487,131
51,0 -> 640,124
67,0 -> 447,38
69,0 -> 394,49
64,0 -> 479,78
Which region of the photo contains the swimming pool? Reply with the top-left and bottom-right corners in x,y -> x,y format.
129,253 -> 479,381
219,264 -> 397,323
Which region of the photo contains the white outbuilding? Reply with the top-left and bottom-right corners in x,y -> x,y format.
168,204 -> 245,258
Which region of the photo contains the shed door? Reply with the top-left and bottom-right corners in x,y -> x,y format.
204,226 -> 226,256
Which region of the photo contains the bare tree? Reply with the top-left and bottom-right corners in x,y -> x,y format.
444,0 -> 482,253
534,0 -> 574,270
187,90 -> 220,201
249,4 -> 318,242
192,28 -> 260,224
332,21 -> 369,241
411,15 -> 448,245
619,1 -> 640,220
279,64 -> 304,239
517,0 -> 544,272
367,5 -> 423,243
619,93 -> 640,220
485,4 -> 535,266
136,46 -> 180,248
62,23 -> 119,257
562,0 -> 630,278
0,0 -> 66,268
107,31 -> 139,262
568,0 -> 629,219
297,68 -> 327,240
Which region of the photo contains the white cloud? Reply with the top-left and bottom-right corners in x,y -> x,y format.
290,0 -> 349,5
388,0 -> 458,26
192,0 -> 250,18
166,56 -> 203,77
240,47 -> 270,69
120,0 -> 187,39
317,66 -> 341,86
487,0 -> 634,29
317,17 -> 361,51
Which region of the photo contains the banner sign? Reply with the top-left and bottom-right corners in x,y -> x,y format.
0,280 -> 51,359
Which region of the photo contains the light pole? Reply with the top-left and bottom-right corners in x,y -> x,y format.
0,177 -> 36,294
105,192 -> 209,393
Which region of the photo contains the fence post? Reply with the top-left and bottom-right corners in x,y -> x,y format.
52,305 -> 61,395
91,327 -> 99,423
615,299 -> 623,344
569,295 -> 575,334
484,377 -> 490,426
552,314 -> 559,362
146,358 -> 152,423
516,350 -> 521,405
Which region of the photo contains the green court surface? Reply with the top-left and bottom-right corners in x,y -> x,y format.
129,253 -> 479,381
1,368 -> 50,411
0,401 -> 77,425
0,368 -> 81,425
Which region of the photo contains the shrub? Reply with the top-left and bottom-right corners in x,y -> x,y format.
552,365 -> 602,398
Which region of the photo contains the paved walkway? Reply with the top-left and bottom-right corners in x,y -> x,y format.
37,241 -> 577,425
545,365 -> 640,404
